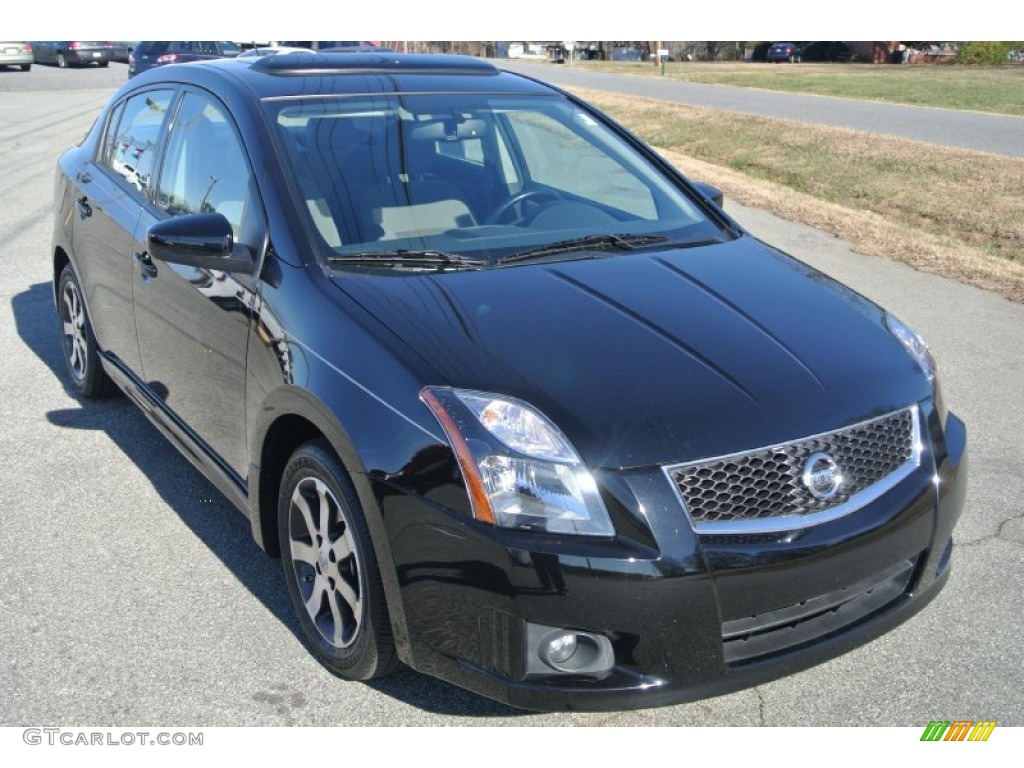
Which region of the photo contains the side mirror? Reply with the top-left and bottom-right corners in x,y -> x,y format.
692,182 -> 724,209
148,213 -> 253,273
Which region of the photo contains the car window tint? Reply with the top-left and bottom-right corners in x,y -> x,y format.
504,111 -> 657,219
156,92 -> 255,240
106,89 -> 174,194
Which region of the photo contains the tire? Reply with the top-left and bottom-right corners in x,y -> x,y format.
57,52 -> 67,68
20,64 -> 31,72
99,61 -> 109,68
278,439 -> 399,680
57,265 -> 116,398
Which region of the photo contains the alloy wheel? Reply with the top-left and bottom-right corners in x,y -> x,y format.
61,279 -> 88,384
287,476 -> 363,648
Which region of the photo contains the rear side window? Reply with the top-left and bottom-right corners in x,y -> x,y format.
102,89 -> 175,194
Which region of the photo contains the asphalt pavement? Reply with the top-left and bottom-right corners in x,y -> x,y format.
0,64 -> 1021,727
500,60 -> 1024,157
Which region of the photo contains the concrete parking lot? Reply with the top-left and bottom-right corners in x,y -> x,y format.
1,64 -> 1021,726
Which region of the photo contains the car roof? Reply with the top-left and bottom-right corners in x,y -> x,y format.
125,53 -> 560,101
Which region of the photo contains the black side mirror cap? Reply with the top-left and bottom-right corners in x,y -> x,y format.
148,213 -> 253,273
692,182 -> 724,208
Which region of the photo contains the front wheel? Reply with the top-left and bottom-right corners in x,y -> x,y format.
278,440 -> 399,680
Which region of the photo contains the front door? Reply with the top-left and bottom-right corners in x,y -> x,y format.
132,89 -> 264,482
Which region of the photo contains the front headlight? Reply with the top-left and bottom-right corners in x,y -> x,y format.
885,312 -> 936,381
420,387 -> 614,536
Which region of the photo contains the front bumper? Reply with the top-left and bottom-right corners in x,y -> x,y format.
377,400 -> 967,711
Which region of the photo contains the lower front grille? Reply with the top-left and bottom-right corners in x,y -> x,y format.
722,557 -> 917,665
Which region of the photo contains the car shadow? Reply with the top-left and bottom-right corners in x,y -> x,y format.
12,281 -> 526,719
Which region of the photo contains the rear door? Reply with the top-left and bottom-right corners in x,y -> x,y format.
132,88 -> 264,481
71,87 -> 176,375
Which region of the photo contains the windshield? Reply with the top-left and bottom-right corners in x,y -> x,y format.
269,93 -> 728,267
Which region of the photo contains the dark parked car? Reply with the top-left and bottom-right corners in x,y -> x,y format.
279,41 -> 392,53
52,53 -> 966,711
767,42 -> 803,63
32,41 -> 111,68
128,41 -> 241,77
109,42 -> 133,63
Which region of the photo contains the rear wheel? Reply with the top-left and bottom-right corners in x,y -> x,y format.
278,439 -> 399,680
58,265 -> 115,398
57,52 -> 68,68
20,64 -> 31,72
99,60 -> 109,68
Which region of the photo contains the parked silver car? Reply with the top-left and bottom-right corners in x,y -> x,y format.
0,42 -> 33,71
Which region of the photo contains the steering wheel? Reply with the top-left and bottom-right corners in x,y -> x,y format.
484,189 -> 563,225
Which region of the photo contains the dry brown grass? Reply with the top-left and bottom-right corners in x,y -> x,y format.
570,88 -> 1024,304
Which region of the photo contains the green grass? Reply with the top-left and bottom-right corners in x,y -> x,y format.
568,87 -> 1024,302
571,61 -> 1024,116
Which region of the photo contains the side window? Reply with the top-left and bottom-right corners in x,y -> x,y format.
98,101 -> 126,168
105,89 -> 175,194
156,92 -> 258,244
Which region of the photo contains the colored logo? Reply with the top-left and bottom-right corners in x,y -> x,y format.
920,721 -> 997,741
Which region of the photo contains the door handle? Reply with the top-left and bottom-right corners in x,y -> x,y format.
134,251 -> 158,279
76,196 -> 92,219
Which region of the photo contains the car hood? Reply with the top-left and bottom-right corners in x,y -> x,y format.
331,238 -> 931,470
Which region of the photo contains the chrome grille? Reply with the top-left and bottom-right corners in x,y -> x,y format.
667,407 -> 920,533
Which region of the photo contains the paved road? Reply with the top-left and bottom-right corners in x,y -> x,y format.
500,60 -> 1024,157
1,72 -> 1022,727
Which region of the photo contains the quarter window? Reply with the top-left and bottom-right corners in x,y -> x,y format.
98,101 -> 126,168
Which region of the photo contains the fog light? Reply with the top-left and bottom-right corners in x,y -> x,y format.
542,633 -> 578,665
525,623 -> 615,678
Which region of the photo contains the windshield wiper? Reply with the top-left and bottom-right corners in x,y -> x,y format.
501,233 -> 669,264
327,250 -> 488,269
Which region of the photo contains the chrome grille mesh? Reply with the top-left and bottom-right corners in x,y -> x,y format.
669,408 -> 917,530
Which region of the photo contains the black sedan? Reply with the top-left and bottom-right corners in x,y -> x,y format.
51,53 -> 966,711
32,41 -> 112,68
128,41 -> 241,77
768,42 -> 803,63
